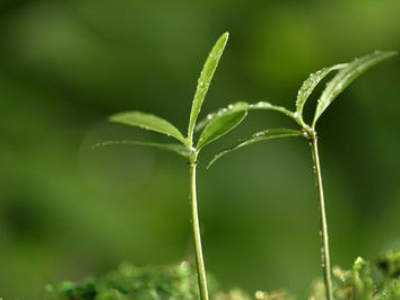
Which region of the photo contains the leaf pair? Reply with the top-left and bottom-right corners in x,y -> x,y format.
99,32 -> 247,159
205,51 -> 397,167
311,51 -> 397,127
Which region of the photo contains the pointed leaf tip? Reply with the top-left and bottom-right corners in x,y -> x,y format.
296,63 -> 348,123
313,51 -> 397,127
109,111 -> 187,144
187,33 -> 230,142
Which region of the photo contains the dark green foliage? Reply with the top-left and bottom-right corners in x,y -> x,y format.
376,250 -> 400,278
45,262 -> 201,300
46,251 -> 400,300
45,251 -> 400,300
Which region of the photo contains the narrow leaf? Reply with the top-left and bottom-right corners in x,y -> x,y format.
207,128 -> 303,168
313,51 -> 397,126
249,101 -> 295,119
196,110 -> 247,150
296,64 -> 347,122
195,101 -> 249,131
93,140 -> 192,158
109,111 -> 187,144
188,32 -> 229,142
196,101 -> 295,131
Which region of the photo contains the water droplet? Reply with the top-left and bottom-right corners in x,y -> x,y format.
180,261 -> 188,268
253,132 -> 264,138
293,112 -> 299,118
255,291 -> 267,299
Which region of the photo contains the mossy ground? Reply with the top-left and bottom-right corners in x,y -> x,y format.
44,250 -> 400,300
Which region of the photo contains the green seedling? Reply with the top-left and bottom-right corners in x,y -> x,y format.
199,51 -> 397,300
95,32 -> 247,300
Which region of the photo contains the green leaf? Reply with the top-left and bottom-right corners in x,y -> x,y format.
93,140 -> 192,158
248,101 -> 295,119
109,111 -> 187,144
313,51 -> 397,127
196,101 -> 295,131
296,64 -> 347,123
187,32 -> 229,142
196,110 -> 247,150
195,101 -> 249,131
207,128 -> 303,168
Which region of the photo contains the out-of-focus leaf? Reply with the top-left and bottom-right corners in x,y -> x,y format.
188,32 -> 229,142
196,111 -> 247,150
207,128 -> 303,168
109,111 -> 187,144
93,140 -> 192,158
296,64 -> 347,123
313,51 -> 397,126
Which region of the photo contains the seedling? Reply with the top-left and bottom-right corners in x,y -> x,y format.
200,51 -> 397,300
95,33 -> 247,300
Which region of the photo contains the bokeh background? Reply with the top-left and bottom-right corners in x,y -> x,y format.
1,0 -> 400,298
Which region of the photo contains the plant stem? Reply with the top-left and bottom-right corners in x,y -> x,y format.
189,156 -> 209,300
310,135 -> 333,300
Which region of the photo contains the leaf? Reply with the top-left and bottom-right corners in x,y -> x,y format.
248,101 -> 295,119
187,32 -> 229,142
196,110 -> 247,150
195,101 -> 249,131
92,140 -> 192,158
109,111 -> 187,144
295,64 -> 348,122
196,101 -> 296,131
313,51 -> 397,127
207,128 -> 303,168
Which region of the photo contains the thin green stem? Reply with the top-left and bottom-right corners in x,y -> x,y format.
189,155 -> 209,300
310,135 -> 333,300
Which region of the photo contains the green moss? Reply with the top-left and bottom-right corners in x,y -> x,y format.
46,250 -> 400,300
309,252 -> 400,300
45,262 -> 201,300
375,249 -> 400,278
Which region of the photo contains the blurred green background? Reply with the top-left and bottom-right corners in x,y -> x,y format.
0,0 -> 400,298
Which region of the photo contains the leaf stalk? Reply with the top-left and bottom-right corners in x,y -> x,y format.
189,153 -> 209,300
309,134 -> 333,300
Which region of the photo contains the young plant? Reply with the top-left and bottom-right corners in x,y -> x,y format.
200,51 -> 397,300
96,32 -> 247,300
